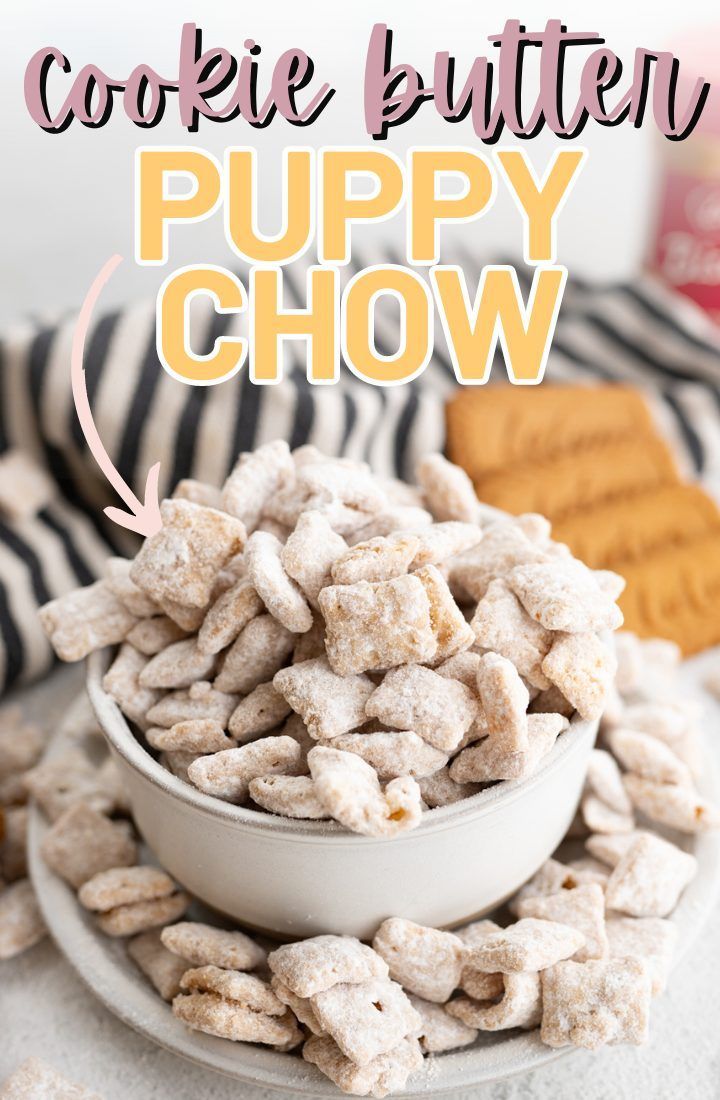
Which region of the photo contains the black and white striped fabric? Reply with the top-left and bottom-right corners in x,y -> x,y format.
0,255 -> 719,692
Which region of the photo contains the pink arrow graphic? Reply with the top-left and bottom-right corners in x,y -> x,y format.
71,253 -> 162,538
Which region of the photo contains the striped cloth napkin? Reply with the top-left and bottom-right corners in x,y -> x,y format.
0,254 -> 718,692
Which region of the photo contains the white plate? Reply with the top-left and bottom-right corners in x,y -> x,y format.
28,690 -> 720,1096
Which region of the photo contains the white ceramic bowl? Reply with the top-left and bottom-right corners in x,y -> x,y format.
87,650 -> 597,940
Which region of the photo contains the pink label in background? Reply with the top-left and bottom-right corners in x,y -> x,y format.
650,167 -> 720,321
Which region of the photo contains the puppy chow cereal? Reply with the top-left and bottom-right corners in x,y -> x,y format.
274,657 -> 374,741
446,971 -> 542,1031
302,1034 -> 423,1099
516,883 -> 608,962
187,736 -> 303,803
365,664 -> 479,753
540,957 -> 652,1050
309,979 -> 421,1066
604,833 -> 697,917
372,918 -> 464,1003
161,922 -> 266,970
407,994 -> 478,1053
214,613 -> 294,694
268,935 -> 388,998
471,579 -> 552,689
308,746 -> 422,837
127,928 -> 189,1001
39,803 -> 137,888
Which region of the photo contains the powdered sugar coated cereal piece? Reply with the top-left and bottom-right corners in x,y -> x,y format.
530,683 -> 574,719
104,557 -> 159,618
434,651 -> 482,689
448,520 -> 549,602
172,478 -> 222,509
623,774 -> 720,834
508,559 -> 623,633
102,643 -> 162,730
221,440 -> 294,532
347,505 -> 433,546
78,866 -> 176,912
471,579 -> 552,689
0,709 -> 45,779
417,767 -> 481,808
0,879 -> 46,960
227,682 -> 292,742
130,499 -> 246,611
407,994 -> 477,1053
161,921 -> 265,970
332,730 -> 448,780
96,890 -> 189,937
331,533 -> 420,586
127,929 -> 188,1001
414,564 -> 474,663
245,530 -> 314,633
581,795 -> 634,835
516,883 -> 608,962
476,652 -> 529,753
447,972 -> 542,1031
302,1034 -> 423,1099
408,521 -> 482,567
586,831 -> 648,868
605,916 -> 677,996
197,578 -> 264,655
39,581 -> 136,662
614,632 -> 644,695
173,991 -> 301,1047
146,683 -> 238,728
372,918 -> 464,1003
126,616 -> 188,656
310,978 -> 421,1066
586,749 -> 633,815
267,934 -> 389,998
541,632 -> 617,721
271,977 -> 327,1035
510,858 -> 604,915
280,511 -> 348,606
24,751 -> 120,822
365,665 -> 479,753
273,657 -> 375,742
465,918 -> 585,973
608,728 -> 692,787
540,956 -> 651,1050
416,453 -> 480,524
319,575 -> 437,676
214,614 -> 295,695
309,747 -> 422,837
249,774 -> 328,819
146,719 -> 234,754
40,804 -> 137,888
188,736 -> 303,803
180,966 -> 285,1015
450,713 -> 567,784
0,1058 -> 104,1099
139,638 -> 216,690
605,833 -> 697,917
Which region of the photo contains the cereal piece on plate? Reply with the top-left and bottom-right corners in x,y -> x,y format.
126,615 -> 188,656
104,557 -> 159,618
417,767 -> 481,808
471,579 -> 552,689
448,520 -> 549,602
1,807 -> 28,881
407,994 -> 478,1053
221,440 -> 294,530
409,521 -> 482,567
0,708 -> 45,779
146,682 -> 238,728
138,638 -> 216,690
586,750 -> 633,815
268,934 -> 388,998
605,833 -> 697,917
605,916 -> 677,996
214,614 -> 295,694
416,453 -> 480,524
541,632 -> 617,721
372,918 -> 464,1003
586,831 -> 647,868
197,578 -> 264,655
516,883 -> 608,962
446,971 -> 542,1031
180,966 -> 285,1014
434,651 -> 481,689
146,719 -> 235,754
455,920 -> 504,998
331,731 -> 448,780
331,533 -> 420,586
510,858 -> 606,914
309,747 -> 422,837
162,921 -> 266,970
302,1034 -> 423,1099
540,956 -> 652,1049
365,665 -> 479,753
507,559 -> 623,633
24,751 -> 119,822
476,652 -> 529,752
249,774 -> 328,819
274,657 -> 374,741
608,728 -> 692,787
619,700 -> 698,748
450,713 -> 567,783
40,803 -> 137,888
415,564 -> 475,663
272,977 -> 327,1035
172,478 -> 222,509
39,581 -> 136,662
245,531 -> 313,633
310,978 -> 421,1066
623,774 -> 720,833
127,928 -> 189,1001
78,865 -> 176,912
465,918 -> 585,973
581,795 -> 634,835
0,1057 -> 103,1099
173,991 -> 301,1047
319,575 -> 437,676
102,643 -> 162,729
280,511 -> 348,606
188,736 -> 302,803
0,879 -> 46,960
96,890 -> 190,937
130,499 -> 246,610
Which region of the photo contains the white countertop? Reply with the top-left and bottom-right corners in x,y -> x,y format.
3,663 -> 720,1100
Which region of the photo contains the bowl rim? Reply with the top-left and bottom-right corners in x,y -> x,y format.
87,648 -> 597,846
